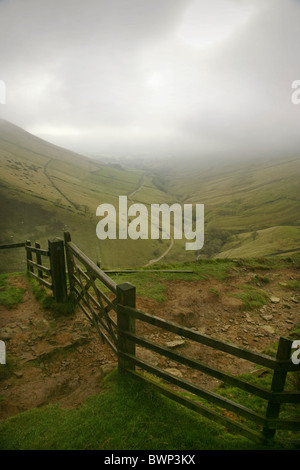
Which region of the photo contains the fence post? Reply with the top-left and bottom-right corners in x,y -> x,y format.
263,337 -> 292,440
63,232 -> 75,299
35,242 -> 43,279
25,240 -> 33,273
117,282 -> 136,373
48,237 -> 67,303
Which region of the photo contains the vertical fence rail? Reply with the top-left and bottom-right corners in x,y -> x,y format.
117,283 -> 136,372
25,240 -> 33,273
35,242 -> 43,279
263,337 -> 293,439
48,238 -> 67,303
64,232 -> 75,299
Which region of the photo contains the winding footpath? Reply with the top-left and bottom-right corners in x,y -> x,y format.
127,175 -> 174,267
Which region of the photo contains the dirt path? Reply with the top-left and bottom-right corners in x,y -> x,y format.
127,176 -> 145,202
127,174 -> 175,267
143,236 -> 174,267
0,267 -> 299,421
44,159 -> 80,211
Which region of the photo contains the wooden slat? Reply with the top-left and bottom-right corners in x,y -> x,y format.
35,242 -> 43,279
73,284 -> 118,350
263,338 -> 293,439
0,242 -> 25,249
25,245 -> 49,257
28,271 -> 52,289
267,418 -> 300,431
121,330 -> 300,404
120,351 -> 267,426
104,270 -> 194,274
127,369 -> 265,444
77,295 -> 118,354
120,330 -> 273,401
26,240 -> 33,273
66,241 -> 117,293
117,283 -> 136,372
119,305 -> 284,371
27,259 -> 51,274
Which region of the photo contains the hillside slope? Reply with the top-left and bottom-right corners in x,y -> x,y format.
0,120 -> 172,270
1,119 -> 300,267
166,154 -> 300,231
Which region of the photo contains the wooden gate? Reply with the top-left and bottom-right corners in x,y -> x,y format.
63,232 -> 136,356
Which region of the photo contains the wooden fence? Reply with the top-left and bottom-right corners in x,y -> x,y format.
117,306 -> 300,444
0,242 -> 27,274
2,234 -> 299,444
62,232 -> 300,445
25,238 -> 67,303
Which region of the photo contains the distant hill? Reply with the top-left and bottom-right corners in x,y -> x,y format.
165,153 -> 300,229
0,120 -> 172,271
0,119 -> 299,269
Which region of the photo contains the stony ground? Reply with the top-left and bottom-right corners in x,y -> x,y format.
0,266 -> 299,421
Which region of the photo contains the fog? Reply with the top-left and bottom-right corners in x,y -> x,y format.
0,0 -> 300,161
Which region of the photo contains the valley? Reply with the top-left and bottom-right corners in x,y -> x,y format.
0,119 -> 300,272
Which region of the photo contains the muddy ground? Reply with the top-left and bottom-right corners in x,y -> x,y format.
0,267 -> 299,421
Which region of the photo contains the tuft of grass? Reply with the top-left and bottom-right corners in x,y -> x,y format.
283,280 -> 300,291
230,285 -> 269,310
251,275 -> 271,286
209,287 -> 220,297
0,274 -> 25,309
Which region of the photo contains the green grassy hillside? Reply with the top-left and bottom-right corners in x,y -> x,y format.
0,120 -> 174,270
216,226 -> 300,259
166,155 -> 300,230
1,119 -> 300,268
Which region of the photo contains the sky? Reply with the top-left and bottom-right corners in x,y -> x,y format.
0,0 -> 300,160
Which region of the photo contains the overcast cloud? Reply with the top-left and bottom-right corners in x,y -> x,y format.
0,0 -> 300,160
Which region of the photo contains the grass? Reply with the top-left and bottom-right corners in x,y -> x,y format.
230,284 -> 269,310
0,369 -> 289,451
215,369 -> 300,443
99,259 -> 236,302
0,353 -> 16,381
84,254 -> 297,305
209,287 -> 220,296
283,280 -> 300,291
217,226 -> 300,259
0,273 -> 25,308
28,276 -> 76,317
